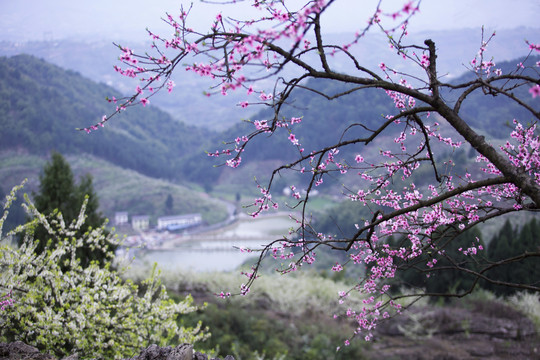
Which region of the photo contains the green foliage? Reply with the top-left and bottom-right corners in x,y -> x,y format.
0,184 -> 25,233
0,54 -> 215,183
485,218 -> 540,296
0,185 -> 207,359
34,152 -> 78,219
131,269 -> 376,359
30,152 -> 111,268
393,227 -> 486,298
182,301 -> 366,360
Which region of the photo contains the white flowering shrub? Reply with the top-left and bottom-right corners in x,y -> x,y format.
0,184 -> 207,359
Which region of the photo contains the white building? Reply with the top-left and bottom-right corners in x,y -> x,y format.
131,215 -> 150,231
114,211 -> 129,226
157,213 -> 202,231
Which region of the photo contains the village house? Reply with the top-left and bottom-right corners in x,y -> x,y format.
114,211 -> 129,226
131,215 -> 150,231
157,213 -> 202,231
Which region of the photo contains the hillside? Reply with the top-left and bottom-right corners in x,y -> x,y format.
0,54 -> 219,182
214,55 -> 539,193
0,151 -> 228,229
0,53 -> 538,228
0,40 -> 250,131
1,27 -> 537,130
442,55 -> 540,139
0,55 -> 229,227
2,52 -> 537,192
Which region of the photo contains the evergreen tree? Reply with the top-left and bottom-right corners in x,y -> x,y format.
395,226 -> 485,298
485,218 -> 540,296
29,152 -> 111,268
34,152 -> 78,222
165,193 -> 174,215
485,233 -> 512,294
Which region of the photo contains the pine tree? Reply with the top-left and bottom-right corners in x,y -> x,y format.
165,193 -> 174,215
515,218 -> 540,290
484,218 -> 540,296
29,152 -> 111,268
392,226 -> 485,298
486,233 -> 513,294
34,152 -> 77,222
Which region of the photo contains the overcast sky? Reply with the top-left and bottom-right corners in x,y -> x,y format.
1,0 -> 539,42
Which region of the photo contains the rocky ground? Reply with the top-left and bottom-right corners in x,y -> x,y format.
0,342 -> 235,360
176,281 -> 540,360
365,300 -> 539,359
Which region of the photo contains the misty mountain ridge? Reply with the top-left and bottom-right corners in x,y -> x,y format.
0,48 -> 537,233
0,54 -> 229,225
1,52 -> 537,189
0,26 -> 537,130
0,54 -> 221,182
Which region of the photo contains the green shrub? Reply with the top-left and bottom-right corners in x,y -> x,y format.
0,184 -> 207,359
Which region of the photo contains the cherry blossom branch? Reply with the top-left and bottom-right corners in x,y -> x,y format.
347,175 -> 512,249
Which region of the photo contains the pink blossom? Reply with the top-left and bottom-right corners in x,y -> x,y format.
529,84 -> 540,98
95,1 -> 540,345
402,1 -> 415,14
167,80 -> 175,93
288,133 -> 299,145
529,42 -> 540,52
332,263 -> 343,272
291,117 -> 302,124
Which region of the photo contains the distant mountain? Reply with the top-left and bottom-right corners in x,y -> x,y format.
0,54 -> 217,182
0,40 -> 250,131
0,54 -> 231,225
221,54 -> 539,164
219,79 -> 394,165
1,27 -> 537,129
0,52 -> 537,211
442,55 -> 540,138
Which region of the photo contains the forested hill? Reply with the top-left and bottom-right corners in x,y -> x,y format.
219,79 -> 394,166
219,55 -> 539,167
0,54 -> 537,190
0,54 -> 216,181
443,55 -> 540,139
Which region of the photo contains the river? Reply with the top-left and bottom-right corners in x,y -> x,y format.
130,213 -> 298,272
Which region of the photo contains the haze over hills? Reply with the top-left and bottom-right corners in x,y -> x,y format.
1,26 -> 537,129
1,50 -> 537,223
0,40 -> 252,131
